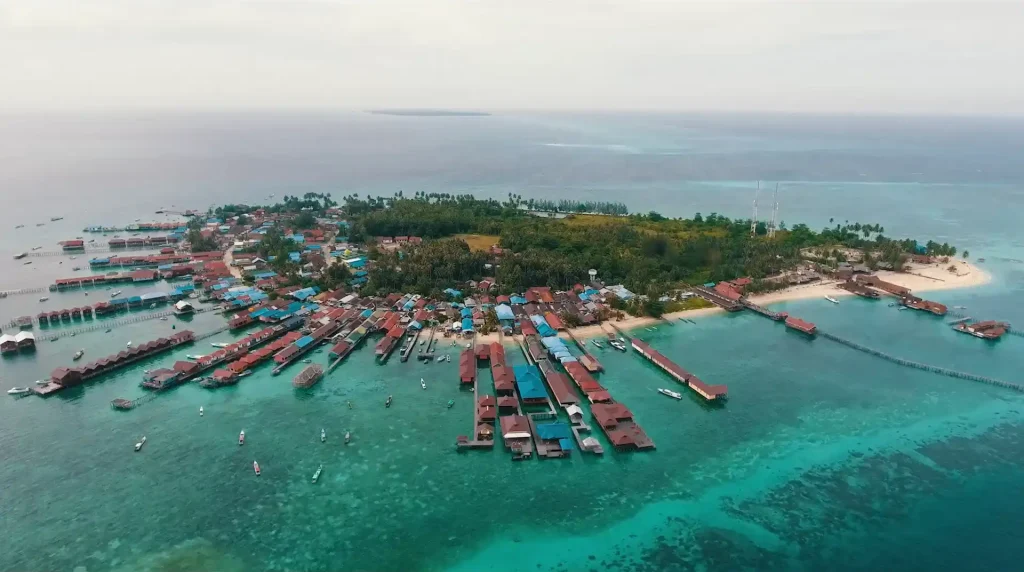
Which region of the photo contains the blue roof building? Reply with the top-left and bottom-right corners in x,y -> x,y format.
291,286 -> 320,301
495,304 -> 515,321
509,295 -> 527,305
288,252 -> 301,262
460,307 -> 473,318
461,317 -> 474,332
290,234 -> 305,243
513,365 -> 548,400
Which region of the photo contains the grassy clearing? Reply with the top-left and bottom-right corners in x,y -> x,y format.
454,234 -> 501,252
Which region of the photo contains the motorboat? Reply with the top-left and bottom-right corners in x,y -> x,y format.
149,303 -> 157,309
7,387 -> 31,395
199,406 -> 204,416
73,349 -> 84,361
31,246 -> 41,250
446,399 -> 454,409
302,359 -> 312,364
134,436 -> 147,451
658,388 -> 683,400
591,340 -> 604,349
110,291 -> 122,298
253,461 -> 260,476
72,267 -> 81,271
385,395 -> 393,408
446,354 -> 451,363
211,342 -> 230,348
15,224 -> 23,229
159,317 -> 168,321
421,378 -> 427,389
824,295 -> 839,304
39,296 -> 49,302
35,379 -> 49,385
312,464 -> 323,483
13,252 -> 27,259
239,370 -> 253,378
69,256 -> 76,260
436,355 -> 445,362
344,431 -> 351,444
238,430 -> 245,446
104,329 -> 112,333
186,354 -> 206,361
321,428 -> 326,443
23,261 -> 31,265
126,341 -> 132,348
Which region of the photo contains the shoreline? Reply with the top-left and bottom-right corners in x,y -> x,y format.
472,260 -> 992,344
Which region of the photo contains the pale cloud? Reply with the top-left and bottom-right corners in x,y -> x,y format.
0,0 -> 1021,113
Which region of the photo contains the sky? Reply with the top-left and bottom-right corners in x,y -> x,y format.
0,1 -> 1021,114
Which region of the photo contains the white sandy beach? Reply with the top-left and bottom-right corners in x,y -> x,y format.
473,260 -> 992,344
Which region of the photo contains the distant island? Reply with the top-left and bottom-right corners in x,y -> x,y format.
368,109 -> 491,117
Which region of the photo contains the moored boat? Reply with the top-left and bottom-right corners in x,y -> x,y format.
253,461 -> 260,476
657,388 -> 683,400
110,290 -> 122,298
312,464 -> 322,483
321,428 -> 326,443
825,295 -> 839,304
134,436 -> 147,451
7,387 -> 31,395
238,430 -> 245,445
126,341 -> 132,348
73,349 -> 84,360
13,252 -> 27,259
591,339 -> 604,349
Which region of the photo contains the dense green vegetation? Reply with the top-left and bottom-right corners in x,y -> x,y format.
528,198 -> 628,215
185,218 -> 218,252
337,193 -> 954,301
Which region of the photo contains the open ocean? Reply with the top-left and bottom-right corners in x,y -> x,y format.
2,111 -> 1024,572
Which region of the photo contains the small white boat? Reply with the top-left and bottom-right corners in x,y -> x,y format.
239,430 -> 245,445
436,355 -> 445,362
344,431 -> 351,444
253,461 -> 260,476
126,341 -> 132,348
73,349 -> 84,361
421,378 -> 427,389
657,388 -> 683,400
211,342 -> 230,348
446,354 -> 451,363
159,317 -> 168,321
825,295 -> 839,304
72,267 -> 81,271
186,354 -> 206,361
38,296 -> 48,302
302,359 -> 312,364
149,303 -> 157,309
110,290 -> 122,298
312,464 -> 323,483
69,256 -> 76,260
7,387 -> 31,395
34,379 -> 49,385
591,340 -> 604,349
199,406 -> 204,417
321,428 -> 326,443
134,436 -> 147,451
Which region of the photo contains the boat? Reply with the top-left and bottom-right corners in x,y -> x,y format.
186,354 -> 206,361
104,329 -> 112,333
50,216 -> 63,221
72,266 -> 81,271
385,395 -> 393,408
321,428 -> 326,442
436,355 -> 445,362
73,349 -> 84,361
149,303 -> 157,309
110,290 -> 122,298
591,340 -> 604,349
312,464 -> 322,483
658,388 -> 683,400
13,252 -> 26,259
199,406 -> 204,416
239,370 -> 254,378
126,341 -> 132,348
31,246 -> 41,250
446,399 -> 454,409
159,317 -> 168,321
134,436 -> 147,451
825,295 -> 839,304
7,387 -> 31,395
23,261 -> 31,265
421,378 -> 427,389
954,305 -> 967,310
293,364 -> 324,388
34,379 -> 49,385
39,296 -> 49,302
253,461 -> 260,476
446,354 -> 451,362
302,359 -> 312,364
238,430 -> 245,445
608,339 -> 626,352
210,342 -> 230,348
69,256 -> 76,260
345,431 -> 351,444
15,224 -> 23,229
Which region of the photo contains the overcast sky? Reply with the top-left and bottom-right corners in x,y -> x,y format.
1,1 -> 1021,114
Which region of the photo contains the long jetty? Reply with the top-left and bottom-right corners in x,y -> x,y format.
817,330 -> 1024,392
400,328 -> 420,362
562,329 -> 603,372
0,287 -> 48,297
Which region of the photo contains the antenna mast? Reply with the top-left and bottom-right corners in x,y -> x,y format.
750,181 -> 760,237
768,183 -> 779,238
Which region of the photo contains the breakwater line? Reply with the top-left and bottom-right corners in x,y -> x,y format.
817,330 -> 1024,392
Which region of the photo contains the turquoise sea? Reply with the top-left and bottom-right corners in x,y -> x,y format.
2,112 -> 1024,571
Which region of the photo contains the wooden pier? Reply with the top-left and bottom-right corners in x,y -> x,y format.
400,328 -> 420,363
562,329 -> 603,372
818,330 -> 1024,392
456,343 -> 494,451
